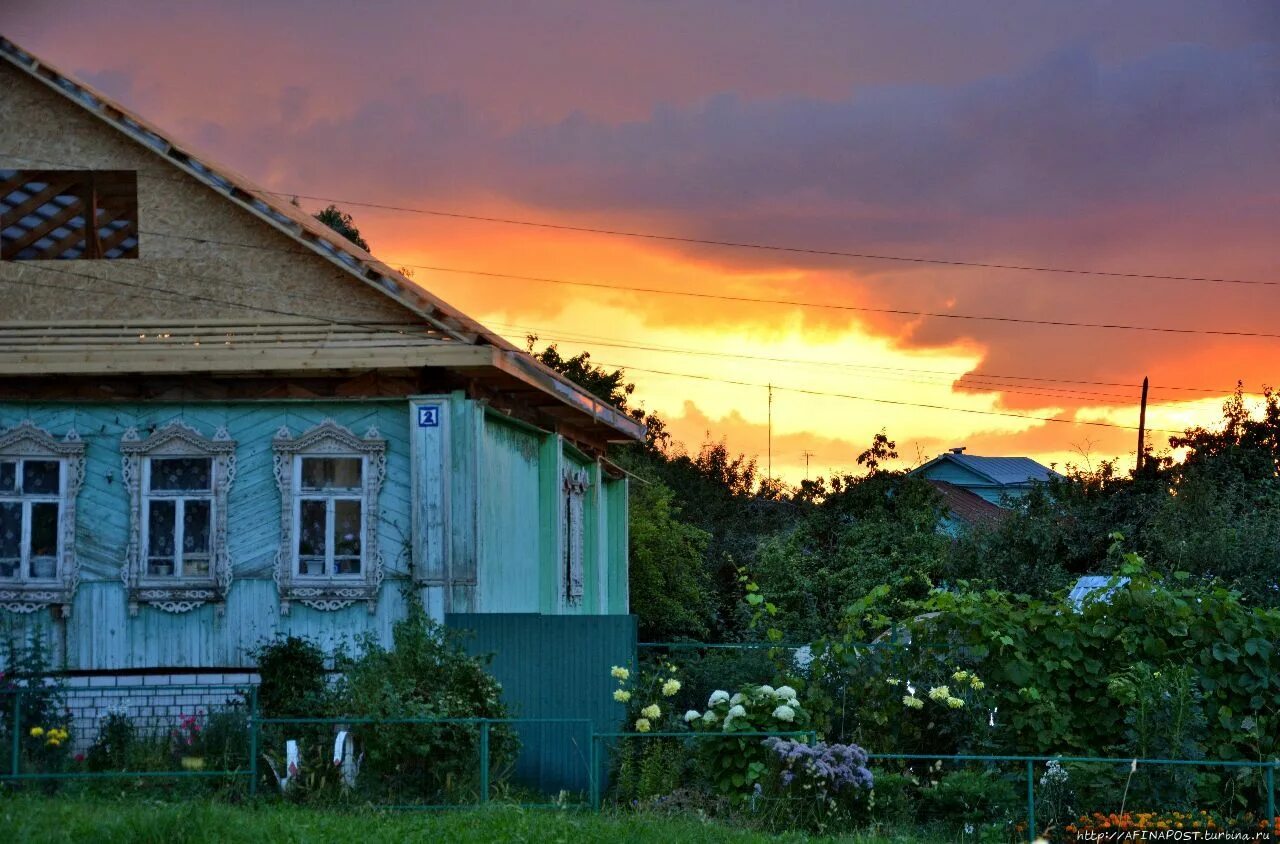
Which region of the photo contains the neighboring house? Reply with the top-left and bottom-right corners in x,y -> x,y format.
0,37 -> 637,779
923,479 -> 1008,537
912,447 -> 1061,506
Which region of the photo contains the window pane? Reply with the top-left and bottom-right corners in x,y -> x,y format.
147,499 -> 176,575
183,500 -> 211,555
0,501 -> 18,577
30,502 -> 58,558
22,460 -> 59,495
334,500 -> 361,558
335,557 -> 361,575
150,457 -> 212,492
301,457 -> 362,490
0,461 -> 14,492
298,499 -> 328,558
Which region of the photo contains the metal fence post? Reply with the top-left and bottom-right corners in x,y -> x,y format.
1267,762 -> 1276,826
479,720 -> 490,805
1025,759 -> 1036,844
248,686 -> 259,798
9,691 -> 20,778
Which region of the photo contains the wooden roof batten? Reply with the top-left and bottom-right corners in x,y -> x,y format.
0,35 -> 645,444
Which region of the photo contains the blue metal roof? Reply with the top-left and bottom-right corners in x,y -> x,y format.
1068,575 -> 1129,610
940,453 -> 1060,486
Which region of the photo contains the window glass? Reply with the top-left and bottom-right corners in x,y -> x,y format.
22,460 -> 60,495
147,499 -> 176,574
0,502 -> 19,576
301,457 -> 362,491
150,457 -> 212,492
334,500 -> 362,572
30,502 -> 58,558
183,500 -> 211,576
298,499 -> 328,566
0,461 -> 14,492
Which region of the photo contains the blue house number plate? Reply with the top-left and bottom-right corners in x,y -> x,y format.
417,405 -> 441,427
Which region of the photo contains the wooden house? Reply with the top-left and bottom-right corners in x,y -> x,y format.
0,30 -> 640,735
911,447 -> 1060,505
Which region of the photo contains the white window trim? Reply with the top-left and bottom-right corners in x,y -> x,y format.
562,468 -> 589,607
0,421 -> 85,616
122,422 -> 236,615
273,420 -> 386,614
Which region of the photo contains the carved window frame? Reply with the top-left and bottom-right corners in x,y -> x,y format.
273,420 -> 386,614
562,468 -> 589,607
122,423 -> 236,615
0,422 -> 85,615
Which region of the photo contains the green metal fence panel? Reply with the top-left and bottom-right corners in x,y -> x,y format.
447,612 -> 636,794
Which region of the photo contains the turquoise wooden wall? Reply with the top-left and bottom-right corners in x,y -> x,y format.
0,400 -> 413,670
2,396 -> 630,671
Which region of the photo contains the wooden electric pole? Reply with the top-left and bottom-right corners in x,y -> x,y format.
1136,376 -> 1149,472
801,450 -> 815,480
767,383 -> 773,480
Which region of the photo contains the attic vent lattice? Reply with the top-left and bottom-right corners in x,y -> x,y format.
0,169 -> 139,260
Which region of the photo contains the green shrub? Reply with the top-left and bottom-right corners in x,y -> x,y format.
332,609 -> 518,802
917,768 -> 1021,825
866,771 -> 917,825
86,709 -> 135,772
252,636 -> 330,719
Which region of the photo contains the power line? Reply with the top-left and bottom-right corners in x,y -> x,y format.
590,360 -> 1185,435
0,267 -> 1185,434
82,225 -> 1280,344
2,150 -> 1274,288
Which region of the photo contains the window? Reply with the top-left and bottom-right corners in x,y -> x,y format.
273,421 -> 386,614
0,422 -> 85,614
1,170 -> 139,260
562,468 -> 589,606
121,423 -> 236,614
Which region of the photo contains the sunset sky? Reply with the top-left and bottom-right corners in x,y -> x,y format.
6,1 -> 1279,483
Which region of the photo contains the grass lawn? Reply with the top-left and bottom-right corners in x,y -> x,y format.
0,796 -> 945,843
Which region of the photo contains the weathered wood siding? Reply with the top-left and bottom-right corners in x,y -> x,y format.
0,400 -> 412,669
477,414 -> 543,613
2,396 -> 631,671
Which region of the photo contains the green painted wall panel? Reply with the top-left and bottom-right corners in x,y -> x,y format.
446,612 -> 636,794
477,417 -> 542,613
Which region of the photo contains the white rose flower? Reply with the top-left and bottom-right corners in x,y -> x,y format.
772,704 -> 796,722
708,690 -> 730,707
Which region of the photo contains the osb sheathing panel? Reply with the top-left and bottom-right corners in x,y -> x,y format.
0,60 -> 420,328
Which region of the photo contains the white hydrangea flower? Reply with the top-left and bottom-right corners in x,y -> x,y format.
702,709 -> 718,724
729,692 -> 744,706
772,704 -> 796,722
708,690 -> 730,707
683,710 -> 701,723
759,684 -> 776,697
775,686 -> 797,701
727,704 -> 747,719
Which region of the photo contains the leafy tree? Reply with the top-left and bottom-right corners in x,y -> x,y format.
626,477 -> 714,640
314,204 -> 370,251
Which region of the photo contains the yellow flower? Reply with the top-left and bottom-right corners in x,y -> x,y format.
641,704 -> 661,719
47,738 -> 61,747
634,718 -> 651,733
971,678 -> 985,691
613,689 -> 631,703
610,666 -> 630,681
661,679 -> 681,697
29,727 -> 43,738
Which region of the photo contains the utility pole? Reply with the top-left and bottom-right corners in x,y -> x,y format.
767,383 -> 773,480
1136,376 -> 1149,472
801,450 -> 815,480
